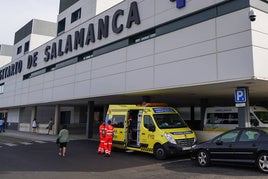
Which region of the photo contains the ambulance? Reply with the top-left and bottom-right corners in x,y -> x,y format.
105,103 -> 196,159
204,106 -> 268,131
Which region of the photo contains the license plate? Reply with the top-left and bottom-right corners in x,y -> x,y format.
182,147 -> 191,151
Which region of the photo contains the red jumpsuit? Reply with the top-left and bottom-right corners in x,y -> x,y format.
104,123 -> 114,156
98,122 -> 106,154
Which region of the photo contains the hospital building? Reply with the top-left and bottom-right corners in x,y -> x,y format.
0,0 -> 268,138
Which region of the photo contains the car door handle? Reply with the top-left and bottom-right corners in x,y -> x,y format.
142,133 -> 145,135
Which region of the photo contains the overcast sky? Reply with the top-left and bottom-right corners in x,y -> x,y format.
0,0 -> 59,45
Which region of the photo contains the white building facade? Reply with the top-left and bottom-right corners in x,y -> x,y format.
0,0 -> 268,137
0,44 -> 12,67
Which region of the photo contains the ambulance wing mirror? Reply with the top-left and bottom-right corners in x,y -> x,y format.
148,124 -> 155,132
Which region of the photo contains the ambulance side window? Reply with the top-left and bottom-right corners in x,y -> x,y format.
144,115 -> 154,129
112,115 -> 125,128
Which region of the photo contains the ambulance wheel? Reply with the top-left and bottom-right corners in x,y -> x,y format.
153,144 -> 167,160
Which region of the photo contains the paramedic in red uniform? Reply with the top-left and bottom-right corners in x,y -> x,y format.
98,121 -> 106,154
104,120 -> 114,157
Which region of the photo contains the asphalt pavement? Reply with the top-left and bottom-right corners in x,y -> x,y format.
1,129 -> 88,142
1,130 -> 268,179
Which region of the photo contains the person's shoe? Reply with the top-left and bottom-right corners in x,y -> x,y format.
58,153 -> 62,156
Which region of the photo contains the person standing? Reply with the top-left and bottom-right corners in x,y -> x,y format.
58,125 -> 69,157
46,118 -> 54,135
2,118 -> 6,132
0,118 -> 3,133
104,120 -> 114,157
98,121 -> 106,154
32,118 -> 37,133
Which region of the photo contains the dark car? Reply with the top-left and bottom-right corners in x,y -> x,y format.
191,127 -> 268,173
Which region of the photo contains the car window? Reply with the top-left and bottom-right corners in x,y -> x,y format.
213,130 -> 239,143
239,130 -> 260,142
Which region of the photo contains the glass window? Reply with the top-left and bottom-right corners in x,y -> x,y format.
213,130 -> 239,143
24,41 -> 30,53
71,8 -> 81,23
207,112 -> 238,124
130,29 -> 156,44
57,18 -> 66,35
0,83 -> 4,94
254,111 -> 268,124
55,57 -> 78,69
153,114 -> 187,129
111,115 -> 125,128
239,130 -> 260,142
144,115 -> 154,129
30,68 -> 46,78
17,46 -> 22,54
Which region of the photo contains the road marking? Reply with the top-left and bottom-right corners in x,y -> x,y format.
35,140 -> 46,144
20,142 -> 33,145
4,143 -> 17,147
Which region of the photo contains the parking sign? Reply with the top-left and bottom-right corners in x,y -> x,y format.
235,88 -> 246,103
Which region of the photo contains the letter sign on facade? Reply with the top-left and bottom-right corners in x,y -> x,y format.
170,0 -> 186,9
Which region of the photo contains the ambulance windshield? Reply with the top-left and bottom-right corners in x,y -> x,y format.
153,114 -> 187,129
254,111 -> 268,124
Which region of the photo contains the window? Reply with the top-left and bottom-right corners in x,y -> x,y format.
153,113 -> 187,129
111,115 -> 125,128
17,46 -> 22,54
24,41 -> 30,53
207,112 -> 238,124
254,111 -> 268,124
30,68 -> 46,78
130,29 -> 156,44
0,83 -> 4,94
55,57 -> 78,69
144,115 -> 154,129
71,8 -> 81,23
239,130 -> 260,142
213,130 -> 239,143
57,18 -> 66,35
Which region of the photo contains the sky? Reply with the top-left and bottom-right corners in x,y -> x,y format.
0,0 -> 60,45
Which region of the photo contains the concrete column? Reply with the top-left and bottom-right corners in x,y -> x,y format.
200,99 -> 208,130
54,105 -> 60,134
190,106 -> 195,121
87,101 -> 94,139
30,106 -> 37,132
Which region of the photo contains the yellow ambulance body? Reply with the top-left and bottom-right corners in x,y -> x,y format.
105,103 -> 196,159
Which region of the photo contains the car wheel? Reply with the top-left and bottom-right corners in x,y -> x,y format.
197,150 -> 210,167
257,153 -> 268,173
153,144 -> 167,160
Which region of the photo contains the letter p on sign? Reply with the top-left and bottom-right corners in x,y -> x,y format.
235,88 -> 246,103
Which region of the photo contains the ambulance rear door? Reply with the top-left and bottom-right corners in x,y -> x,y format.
108,113 -> 127,149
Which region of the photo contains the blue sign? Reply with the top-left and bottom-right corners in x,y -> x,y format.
170,0 -> 186,9
153,107 -> 175,113
235,88 -> 246,103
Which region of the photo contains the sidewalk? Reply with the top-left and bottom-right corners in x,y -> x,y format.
1,129 -> 89,142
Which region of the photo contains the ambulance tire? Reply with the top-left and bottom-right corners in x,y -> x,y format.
153,144 -> 167,160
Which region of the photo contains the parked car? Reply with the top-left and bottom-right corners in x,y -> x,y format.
191,127 -> 268,173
